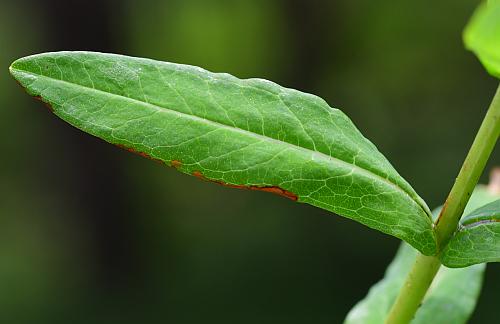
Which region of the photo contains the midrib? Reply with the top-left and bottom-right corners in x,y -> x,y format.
14,67 -> 430,218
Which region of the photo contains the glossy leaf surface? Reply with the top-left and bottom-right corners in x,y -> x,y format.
345,186 -> 499,323
441,199 -> 500,267
464,1 -> 500,78
10,52 -> 435,254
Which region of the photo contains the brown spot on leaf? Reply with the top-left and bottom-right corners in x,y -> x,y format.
192,170 -> 205,180
115,144 -> 164,164
191,170 -> 298,201
250,186 -> 298,201
171,160 -> 182,169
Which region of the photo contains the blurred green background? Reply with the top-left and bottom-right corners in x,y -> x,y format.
1,0 -> 499,323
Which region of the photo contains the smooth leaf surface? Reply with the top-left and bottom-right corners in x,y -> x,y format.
344,186 -> 499,324
441,199 -> 500,267
464,1 -> 500,78
10,51 -> 435,254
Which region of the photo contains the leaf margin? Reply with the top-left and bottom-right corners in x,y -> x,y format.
10,51 -> 437,254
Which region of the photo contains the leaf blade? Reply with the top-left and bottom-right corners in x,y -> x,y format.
10,51 -> 436,254
441,199 -> 500,267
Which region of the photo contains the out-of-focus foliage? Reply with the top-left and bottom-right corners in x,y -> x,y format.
345,186 -> 499,323
345,243 -> 485,324
126,0 -> 290,79
464,0 -> 500,78
0,2 -> 88,324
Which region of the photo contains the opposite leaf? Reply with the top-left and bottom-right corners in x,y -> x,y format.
10,51 -> 435,254
441,199 -> 500,268
345,186 -> 498,324
464,1 -> 500,78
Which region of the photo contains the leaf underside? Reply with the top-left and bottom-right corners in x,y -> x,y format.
345,186 -> 499,324
441,199 -> 500,268
10,51 -> 435,254
464,1 -> 500,78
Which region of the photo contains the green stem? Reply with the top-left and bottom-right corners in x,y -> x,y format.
385,83 -> 500,324
385,255 -> 441,324
434,84 -> 500,246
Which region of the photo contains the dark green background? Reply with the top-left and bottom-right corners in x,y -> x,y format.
1,0 -> 499,323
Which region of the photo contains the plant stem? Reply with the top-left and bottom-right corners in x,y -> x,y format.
386,83 -> 500,324
385,254 -> 441,324
434,84 -> 500,247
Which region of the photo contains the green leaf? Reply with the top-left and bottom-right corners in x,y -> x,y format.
464,1 -> 500,78
345,243 -> 484,324
345,186 -> 499,324
9,51 -> 435,254
441,199 -> 500,268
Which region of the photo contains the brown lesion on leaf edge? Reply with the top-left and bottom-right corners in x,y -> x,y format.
33,95 -> 54,113
25,91 -> 298,202
192,170 -> 298,201
114,144 -> 164,164
170,159 -> 182,169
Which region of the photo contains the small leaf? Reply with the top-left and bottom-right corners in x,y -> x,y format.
10,52 -> 435,254
464,1 -> 500,78
441,199 -> 500,268
345,186 -> 498,324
